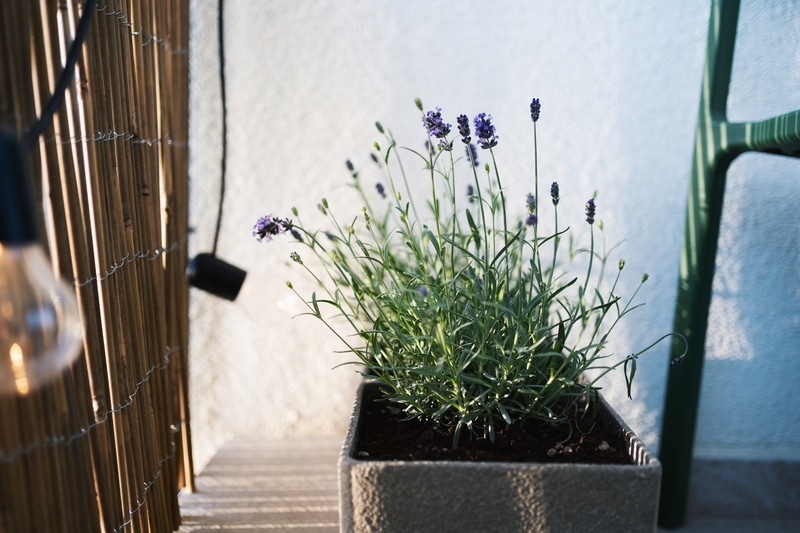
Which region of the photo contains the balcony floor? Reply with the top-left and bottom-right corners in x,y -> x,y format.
178,437 -> 799,532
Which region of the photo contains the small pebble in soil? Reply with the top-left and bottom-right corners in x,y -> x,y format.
598,440 -> 610,452
547,448 -> 557,457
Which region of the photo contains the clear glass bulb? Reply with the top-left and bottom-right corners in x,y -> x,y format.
0,243 -> 83,395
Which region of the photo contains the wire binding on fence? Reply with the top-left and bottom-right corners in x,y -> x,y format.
97,3 -> 188,55
0,345 -> 183,464
74,235 -> 187,288
48,129 -> 187,148
112,420 -> 183,533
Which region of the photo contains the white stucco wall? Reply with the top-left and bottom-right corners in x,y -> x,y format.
187,0 -> 800,471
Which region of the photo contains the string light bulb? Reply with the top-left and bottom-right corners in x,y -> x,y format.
0,129 -> 83,395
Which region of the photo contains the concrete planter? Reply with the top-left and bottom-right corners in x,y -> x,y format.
339,381 -> 661,533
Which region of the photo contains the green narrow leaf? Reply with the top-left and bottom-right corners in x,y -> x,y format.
497,403 -> 512,425
311,292 -> 320,316
624,356 -> 637,399
556,322 -> 565,352
423,227 -> 440,255
465,209 -> 481,249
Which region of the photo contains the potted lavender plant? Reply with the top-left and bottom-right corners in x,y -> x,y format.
254,98 -> 682,532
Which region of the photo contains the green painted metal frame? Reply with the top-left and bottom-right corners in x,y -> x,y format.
658,0 -> 800,528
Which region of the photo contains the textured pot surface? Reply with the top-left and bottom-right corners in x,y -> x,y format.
339,381 -> 662,533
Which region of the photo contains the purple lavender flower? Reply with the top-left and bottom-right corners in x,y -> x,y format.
253,214 -> 288,242
530,98 -> 541,123
375,183 -> 386,198
417,285 -> 428,297
466,184 -> 475,203
473,113 -> 498,149
345,159 -> 357,179
550,182 -> 560,205
425,140 -> 436,157
525,214 -> 538,226
422,107 -> 451,139
585,198 -> 596,225
526,193 -> 536,214
456,114 -> 471,144
466,143 -> 479,166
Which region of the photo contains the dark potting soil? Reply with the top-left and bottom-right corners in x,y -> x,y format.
354,386 -> 634,465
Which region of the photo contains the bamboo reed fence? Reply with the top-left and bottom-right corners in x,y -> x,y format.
0,1 -> 192,531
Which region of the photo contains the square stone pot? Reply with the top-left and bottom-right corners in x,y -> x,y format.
339,381 -> 661,533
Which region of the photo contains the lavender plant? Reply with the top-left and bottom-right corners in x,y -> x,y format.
254,98 -> 682,446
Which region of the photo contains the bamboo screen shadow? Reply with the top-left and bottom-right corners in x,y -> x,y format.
0,1 -> 193,531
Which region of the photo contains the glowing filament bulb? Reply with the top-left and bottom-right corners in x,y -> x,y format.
9,342 -> 29,395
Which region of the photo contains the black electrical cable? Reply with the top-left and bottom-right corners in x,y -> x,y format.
211,0 -> 227,256
23,0 -> 98,151
184,0 -> 246,301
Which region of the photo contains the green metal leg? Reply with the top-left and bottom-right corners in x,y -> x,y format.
658,0 -> 800,528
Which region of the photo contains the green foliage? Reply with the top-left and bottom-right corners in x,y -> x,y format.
262,99 -> 672,447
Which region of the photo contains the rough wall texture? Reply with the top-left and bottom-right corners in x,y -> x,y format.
188,0 -> 800,470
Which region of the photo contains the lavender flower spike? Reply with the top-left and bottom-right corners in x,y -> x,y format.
530,98 -> 541,122
466,184 -> 475,203
456,114 -> 471,144
585,198 -> 596,225
550,182 -> 560,205
466,143 -> 479,166
423,107 -> 451,139
526,193 -> 536,214
473,113 -> 498,149
253,214 -> 288,242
